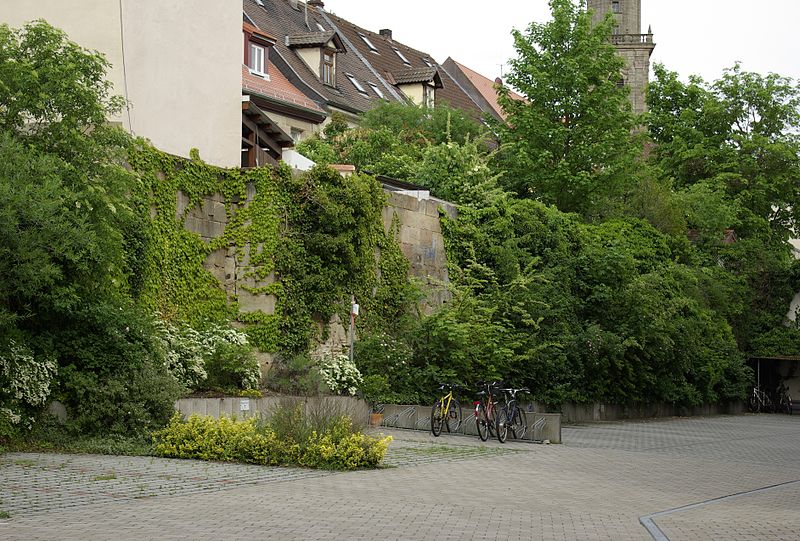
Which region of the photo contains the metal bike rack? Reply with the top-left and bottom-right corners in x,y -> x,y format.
382,406 -> 418,429
529,416 -> 547,442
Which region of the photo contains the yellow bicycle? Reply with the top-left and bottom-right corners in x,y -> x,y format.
430,384 -> 463,437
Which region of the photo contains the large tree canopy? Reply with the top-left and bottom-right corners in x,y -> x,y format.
495,0 -> 642,216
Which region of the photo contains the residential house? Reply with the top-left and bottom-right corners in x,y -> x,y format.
243,0 -> 404,137
3,0 -> 242,167
241,20 -> 325,167
323,11 -> 484,119
242,0 -> 487,144
441,58 -> 526,122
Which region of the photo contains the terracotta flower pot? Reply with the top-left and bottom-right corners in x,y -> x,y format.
369,412 -> 384,427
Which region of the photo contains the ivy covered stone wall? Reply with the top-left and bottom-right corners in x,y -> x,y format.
129,145 -> 451,375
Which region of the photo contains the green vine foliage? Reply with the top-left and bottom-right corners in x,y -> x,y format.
127,145 -> 411,357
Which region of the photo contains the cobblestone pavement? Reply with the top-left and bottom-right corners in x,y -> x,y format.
1,414 -> 798,540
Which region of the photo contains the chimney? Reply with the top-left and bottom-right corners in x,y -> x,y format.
308,0 -> 324,7
379,29 -> 392,40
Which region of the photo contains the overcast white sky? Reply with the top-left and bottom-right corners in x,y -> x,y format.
324,1 -> 800,85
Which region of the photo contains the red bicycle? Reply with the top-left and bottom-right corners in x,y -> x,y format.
474,381 -> 501,441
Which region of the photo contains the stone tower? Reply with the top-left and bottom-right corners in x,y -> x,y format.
586,0 -> 655,114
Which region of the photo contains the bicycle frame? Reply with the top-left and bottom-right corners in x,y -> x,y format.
439,390 -> 454,417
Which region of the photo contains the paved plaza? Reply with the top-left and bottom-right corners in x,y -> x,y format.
1,414 -> 798,540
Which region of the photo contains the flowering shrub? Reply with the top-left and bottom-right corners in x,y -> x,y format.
155,321 -> 261,391
0,340 -> 58,437
152,413 -> 391,470
318,353 -> 362,396
154,321 -> 208,389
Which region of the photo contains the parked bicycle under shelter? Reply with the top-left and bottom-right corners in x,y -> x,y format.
748,356 -> 799,413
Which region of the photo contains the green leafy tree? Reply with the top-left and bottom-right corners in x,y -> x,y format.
496,0 -> 641,216
648,64 -> 800,238
0,21 -> 179,437
648,64 -> 800,351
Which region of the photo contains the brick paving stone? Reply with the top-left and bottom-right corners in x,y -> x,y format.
0,415 -> 798,540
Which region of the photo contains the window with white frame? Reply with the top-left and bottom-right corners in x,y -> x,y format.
248,43 -> 266,77
359,33 -> 379,53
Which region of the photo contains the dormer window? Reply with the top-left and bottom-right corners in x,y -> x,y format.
286,31 -> 346,87
249,43 -> 266,76
243,23 -> 276,80
322,50 -> 335,85
393,47 -> 411,65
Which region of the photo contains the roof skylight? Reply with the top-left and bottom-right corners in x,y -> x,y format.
359,33 -> 379,53
346,73 -> 368,94
368,82 -> 385,99
393,47 -> 411,65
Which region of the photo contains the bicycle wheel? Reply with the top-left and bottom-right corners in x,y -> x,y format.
748,394 -> 760,413
431,401 -> 444,437
476,404 -> 489,441
445,399 -> 462,433
496,406 -> 509,443
510,407 -> 528,440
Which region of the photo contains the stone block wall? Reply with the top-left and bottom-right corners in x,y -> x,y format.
383,191 -> 457,311
176,182 -> 456,362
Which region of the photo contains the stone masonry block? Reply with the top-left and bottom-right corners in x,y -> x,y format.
238,291 -> 276,315
387,192 -> 420,212
176,191 -> 190,220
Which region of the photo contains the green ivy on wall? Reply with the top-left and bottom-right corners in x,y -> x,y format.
127,143 -> 413,357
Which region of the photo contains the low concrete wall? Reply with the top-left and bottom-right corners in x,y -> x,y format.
174,396 -> 371,426
379,404 -> 562,444
554,401 -> 745,424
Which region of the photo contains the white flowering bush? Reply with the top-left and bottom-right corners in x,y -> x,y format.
154,320 -> 209,389
318,353 -> 363,396
155,320 -> 260,391
0,340 -> 58,436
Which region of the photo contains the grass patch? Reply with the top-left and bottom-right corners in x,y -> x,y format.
0,510 -> 10,519
92,473 -> 117,481
12,459 -> 37,467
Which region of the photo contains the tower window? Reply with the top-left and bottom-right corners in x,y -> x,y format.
612,1 -> 621,13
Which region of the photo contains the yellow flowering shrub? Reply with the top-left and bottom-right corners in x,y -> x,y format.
152,412 -> 390,469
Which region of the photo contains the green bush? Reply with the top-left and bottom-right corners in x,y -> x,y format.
52,302 -> 181,436
152,412 -> 391,470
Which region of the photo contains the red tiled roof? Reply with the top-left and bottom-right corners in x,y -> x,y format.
243,22 -> 276,43
242,65 -> 325,114
446,59 -> 525,121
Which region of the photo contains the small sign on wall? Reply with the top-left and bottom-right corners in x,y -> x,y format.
240,398 -> 250,412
